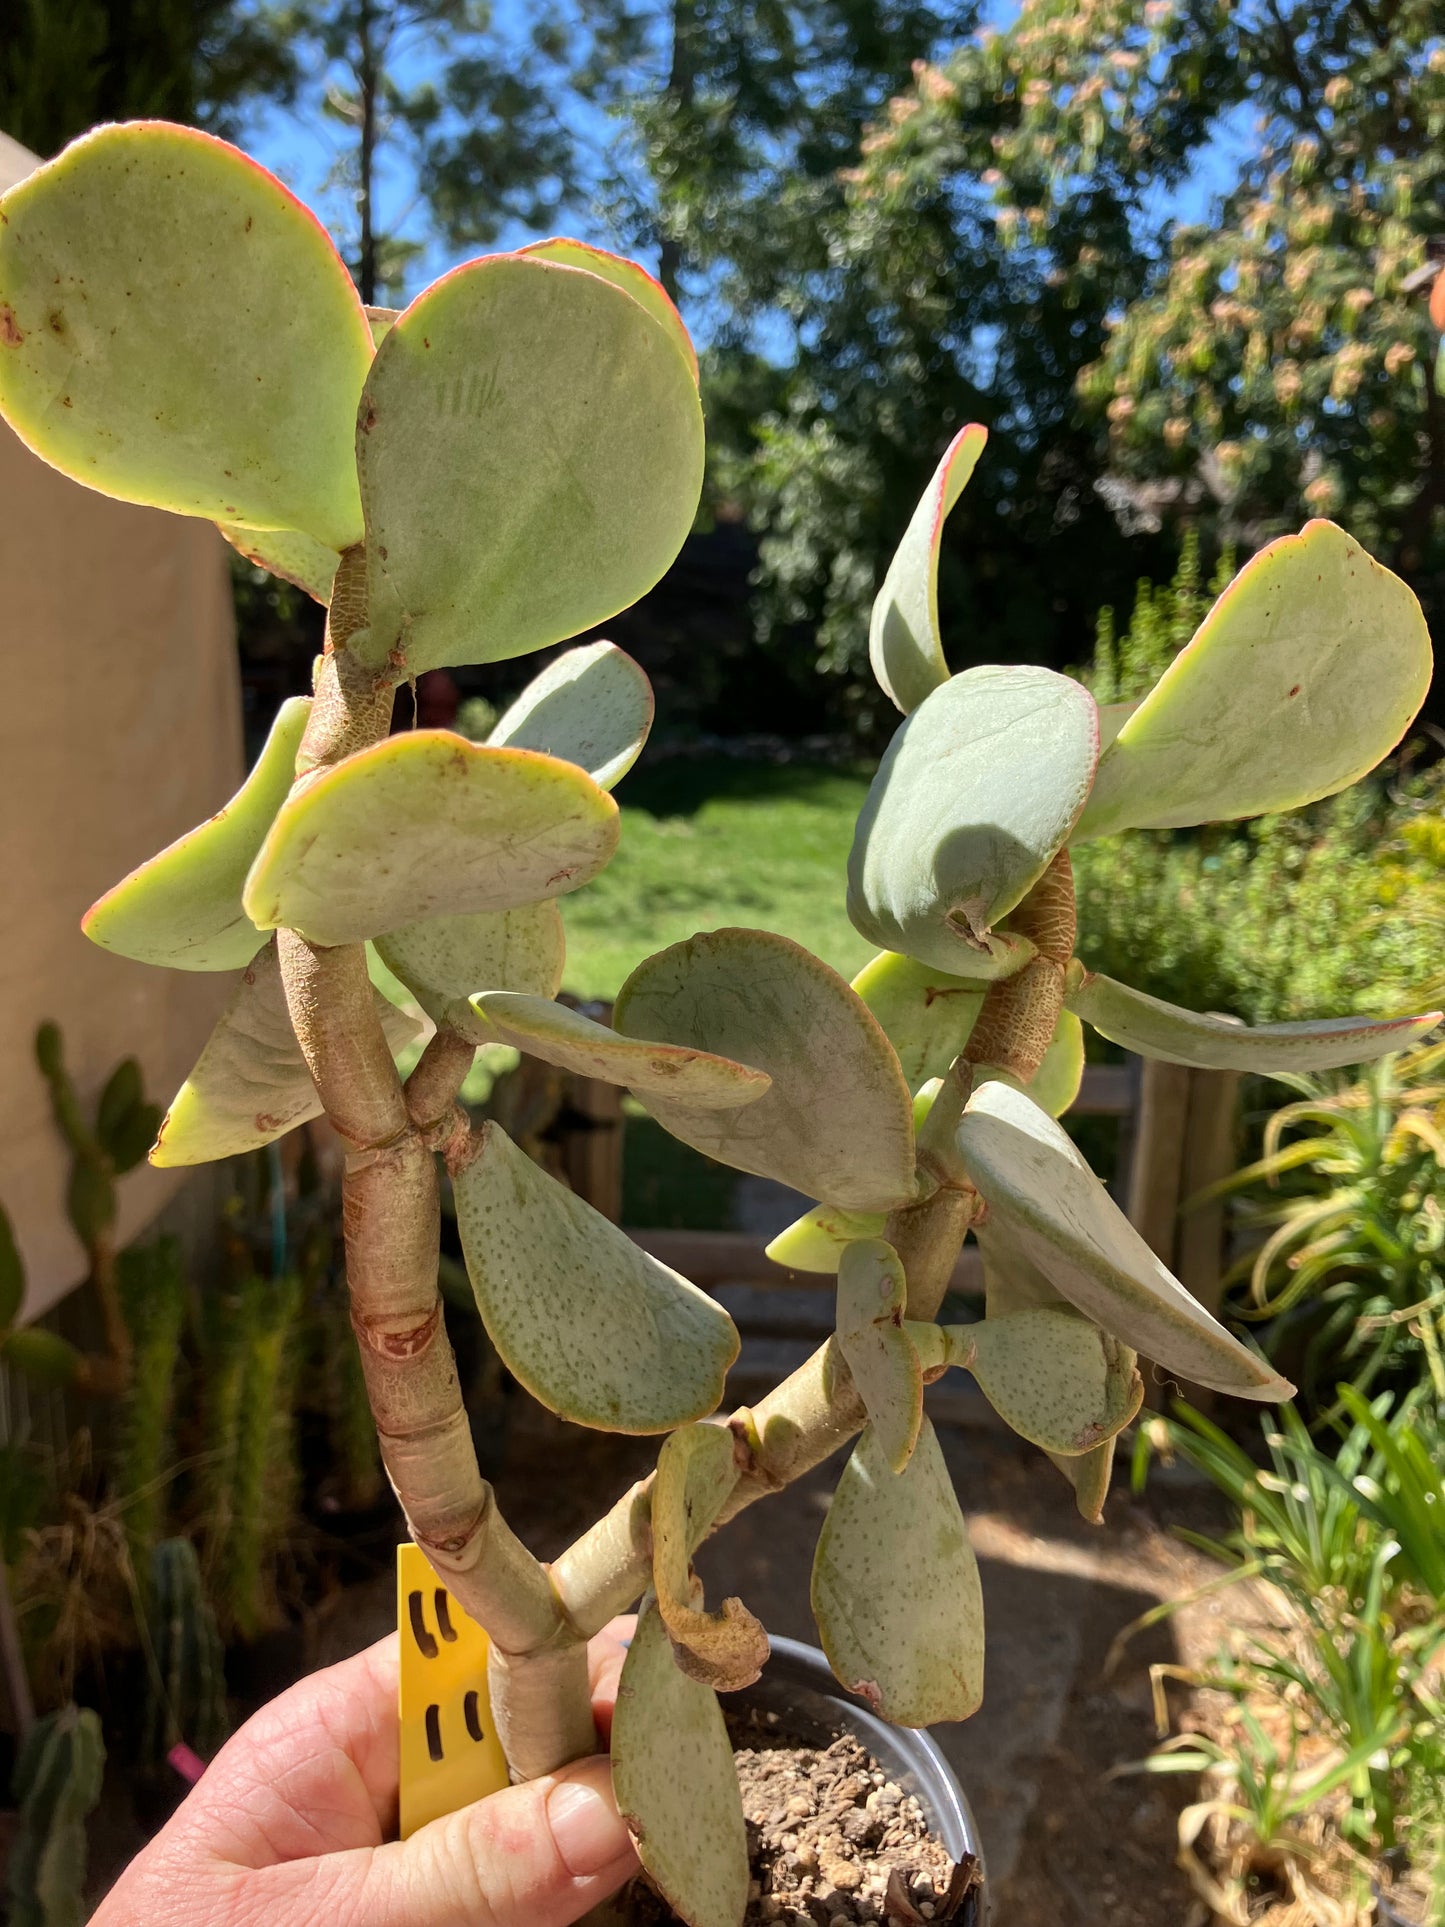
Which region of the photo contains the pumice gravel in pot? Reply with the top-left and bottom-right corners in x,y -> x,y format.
0,116 -> 1435,1927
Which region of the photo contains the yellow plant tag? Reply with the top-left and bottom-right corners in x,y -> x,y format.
397,1543 -> 510,1838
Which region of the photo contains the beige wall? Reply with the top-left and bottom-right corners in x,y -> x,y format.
0,141 -> 243,1315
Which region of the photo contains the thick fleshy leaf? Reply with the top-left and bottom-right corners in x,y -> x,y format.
612,1600 -> 749,1927
463,992 -> 771,1108
848,666 -> 1099,975
374,902 -> 565,1026
243,731 -> 618,946
1075,521 -> 1432,840
981,1241 -> 1121,1521
487,641 -> 654,790
956,1080 -> 1291,1399
614,930 -> 917,1212
219,523 -> 339,603
354,252 -> 704,676
0,122 -> 369,546
851,952 -> 987,1088
515,238 -> 698,383
870,426 -> 988,714
1096,699 -> 1139,753
765,1204 -> 887,1275
652,1424 -> 768,1691
150,939 -> 420,1166
451,1121 -> 737,1431
1026,1008 -> 1086,1116
811,1420 -> 984,1725
961,1307 -> 1143,1456
836,1240 -> 922,1474
1066,968 -> 1440,1073
84,696 -> 311,972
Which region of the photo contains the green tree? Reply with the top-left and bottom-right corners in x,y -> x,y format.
0,0 -> 294,156
269,0 -> 574,301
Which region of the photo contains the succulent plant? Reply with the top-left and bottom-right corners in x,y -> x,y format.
0,121 -> 1436,1927
7,1703 -> 105,1927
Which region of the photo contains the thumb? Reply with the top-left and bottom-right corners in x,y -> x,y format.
306,1754 -> 639,1927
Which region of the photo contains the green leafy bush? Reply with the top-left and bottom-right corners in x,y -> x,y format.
1075,537 -> 1445,1026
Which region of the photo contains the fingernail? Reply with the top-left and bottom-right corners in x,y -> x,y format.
547,1758 -> 634,1877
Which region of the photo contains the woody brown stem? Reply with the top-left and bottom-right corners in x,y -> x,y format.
277,566 -> 595,1778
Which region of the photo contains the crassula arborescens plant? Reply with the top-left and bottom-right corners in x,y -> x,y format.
2,120 -> 1438,1927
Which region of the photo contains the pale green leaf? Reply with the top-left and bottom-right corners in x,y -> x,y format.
957,1080 -> 1291,1399
870,425 -> 988,714
218,523 -> 339,603
0,122 -> 369,546
151,938 -> 420,1166
84,696 -> 311,971
452,1122 -> 737,1431
848,666 -> 1099,974
462,992 -> 771,1107
1075,522 -> 1432,839
354,252 -> 704,676
374,902 -> 565,1026
1066,968 -> 1440,1072
836,1240 -> 923,1474
614,930 -> 917,1211
652,1424 -> 768,1691
515,237 -> 698,383
243,731 -> 618,946
851,951 -> 987,1089
980,1241 -> 1121,1521
811,1419 -> 984,1725
1097,699 -> 1139,753
487,641 -> 654,790
612,1599 -> 750,1927
961,1306 -> 1143,1456
1027,1008 -> 1086,1116
765,1204 -> 886,1275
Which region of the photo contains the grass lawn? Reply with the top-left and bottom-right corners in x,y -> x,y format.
558,756 -> 877,1002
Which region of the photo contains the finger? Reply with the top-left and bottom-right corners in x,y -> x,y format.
255,1753 -> 638,1927
167,1634 -> 403,1866
587,1616 -> 636,1744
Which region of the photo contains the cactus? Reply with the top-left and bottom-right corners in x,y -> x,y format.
142,1537 -> 228,1769
6,1704 -> 105,1927
0,119 -> 1437,1927
194,1269 -> 302,1640
114,1238 -> 186,1587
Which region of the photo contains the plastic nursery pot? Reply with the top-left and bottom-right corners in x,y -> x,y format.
733,1634 -> 988,1925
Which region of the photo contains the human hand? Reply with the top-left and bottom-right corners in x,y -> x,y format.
92,1618 -> 638,1927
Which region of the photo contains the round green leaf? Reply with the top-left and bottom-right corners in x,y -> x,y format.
811,1419 -> 984,1725
765,1203 -> 887,1274
152,938 -> 421,1167
488,641 -> 654,790
614,930 -> 917,1212
870,425 -> 988,714
353,252 -> 704,676
374,902 -> 565,1026
219,523 -> 340,603
84,695 -> 311,972
452,1121 -> 738,1432
836,1240 -> 923,1474
0,122 -> 370,546
463,992 -> 771,1107
1075,521 -> 1432,840
851,951 -> 988,1089
515,237 -> 699,384
613,1599 -> 750,1927
243,731 -> 619,947
848,666 -> 1099,975
963,1306 -> 1142,1456
957,1079 -> 1291,1399
3,1327 -> 82,1389
1066,968 -> 1440,1073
